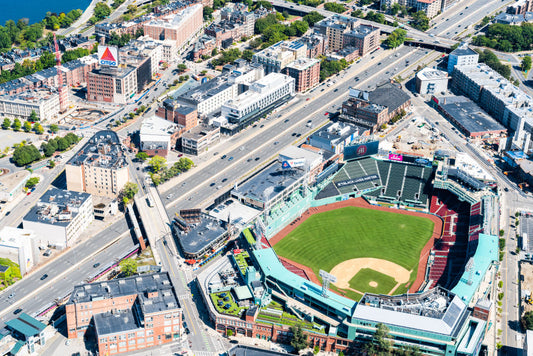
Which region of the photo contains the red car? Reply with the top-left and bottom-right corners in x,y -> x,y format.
324,112 -> 329,116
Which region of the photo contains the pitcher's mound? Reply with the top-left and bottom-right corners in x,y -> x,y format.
369,281 -> 378,287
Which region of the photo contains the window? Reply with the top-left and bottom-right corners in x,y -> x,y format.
147,330 -> 154,336
129,339 -> 135,345
137,331 -> 145,337
164,326 -> 171,333
99,338 -> 107,344
119,341 -> 126,347
119,334 -> 126,340
128,333 -> 135,339
147,336 -> 154,343
138,338 -> 144,344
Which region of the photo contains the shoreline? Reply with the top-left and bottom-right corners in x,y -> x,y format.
0,0 -> 91,27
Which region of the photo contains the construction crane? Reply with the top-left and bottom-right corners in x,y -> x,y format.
53,33 -> 67,113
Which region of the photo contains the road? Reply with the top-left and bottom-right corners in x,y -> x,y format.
429,0 -> 513,39
408,94 -> 526,354
160,46 -> 432,215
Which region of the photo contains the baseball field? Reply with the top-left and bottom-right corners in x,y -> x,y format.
273,206 -> 435,300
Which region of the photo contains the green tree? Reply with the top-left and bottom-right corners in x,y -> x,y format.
2,118 -> 11,130
136,151 -> 149,162
521,56 -> 532,72
29,110 -> 38,122
351,9 -> 364,17
12,144 -> 41,166
390,3 -> 402,15
290,20 -> 309,36
303,11 -> 325,26
48,159 -> 55,168
175,157 -> 194,172
119,258 -> 138,277
122,182 -> 139,200
289,324 -> 308,352
242,49 -> 254,61
365,11 -> 386,24
94,2 -> 112,21
203,6 -> 214,20
23,121 -> 32,132
148,155 -> 167,173
49,124 -> 59,133
385,28 -> 407,48
523,311 -> 533,330
12,118 -> 21,132
324,2 -> 346,13
411,11 -> 429,31
25,177 -> 40,189
57,137 -> 69,151
363,323 -> 392,354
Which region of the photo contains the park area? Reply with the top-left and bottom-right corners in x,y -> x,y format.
273,206 -> 435,300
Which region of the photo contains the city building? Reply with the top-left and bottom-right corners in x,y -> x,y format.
66,130 -> 129,198
143,4 -> 203,51
299,33 -> 328,58
172,210 -> 229,259
341,82 -> 411,131
22,188 -> 93,249
5,313 -> 47,354
192,35 -> 217,61
494,12 -> 533,25
156,100 -> 198,130
252,40 -> 308,75
0,88 -> 62,121
0,170 -> 30,202
175,61 -> 264,116
0,227 -> 37,275
65,272 -> 182,355
139,116 -> 180,157
452,63 -> 533,152
447,44 -> 479,74
314,15 -> 380,55
307,121 -> 368,155
507,0 -> 533,14
432,95 -> 507,138
205,4 -> 255,48
180,124 -> 221,156
283,58 -> 320,92
415,67 -> 450,95
381,0 -> 443,17
87,66 -> 138,104
0,55 -> 98,96
218,73 -> 295,134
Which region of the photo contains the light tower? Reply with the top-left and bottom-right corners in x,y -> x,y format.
53,33 -> 67,113
319,269 -> 337,298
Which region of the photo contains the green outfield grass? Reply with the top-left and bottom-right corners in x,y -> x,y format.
273,206 -> 434,297
348,268 -> 397,295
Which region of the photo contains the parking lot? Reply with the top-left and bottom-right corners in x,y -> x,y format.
520,211 -> 533,254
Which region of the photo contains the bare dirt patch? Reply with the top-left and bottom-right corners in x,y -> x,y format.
330,257 -> 410,289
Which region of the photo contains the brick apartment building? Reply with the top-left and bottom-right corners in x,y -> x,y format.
65,273 -> 182,355
283,58 -> 321,92
156,100 -> 198,131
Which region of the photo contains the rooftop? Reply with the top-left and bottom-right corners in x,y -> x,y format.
23,188 -> 91,227
355,288 -> 468,337
309,122 -> 364,148
90,65 -> 137,79
417,67 -> 449,81
145,4 -> 202,29
68,130 -> 127,170
228,346 -> 289,356
450,44 -> 478,57
286,57 -> 320,71
436,95 -> 507,136
181,124 -> 219,140
232,161 -> 306,205
173,212 -> 227,256
0,87 -> 59,104
94,309 -> 141,337
0,170 -> 30,195
68,272 -> 180,315
0,227 -> 36,247
139,115 -> 178,137
6,313 -> 46,338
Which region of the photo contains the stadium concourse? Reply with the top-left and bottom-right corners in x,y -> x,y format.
196,147 -> 500,355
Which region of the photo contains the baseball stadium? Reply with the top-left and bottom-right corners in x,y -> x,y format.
196,141 -> 501,356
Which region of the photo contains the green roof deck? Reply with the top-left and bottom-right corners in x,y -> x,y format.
6,313 -> 46,338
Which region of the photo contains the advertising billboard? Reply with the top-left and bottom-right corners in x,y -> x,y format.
98,46 -> 119,67
344,140 -> 379,161
388,153 -> 403,161
281,158 -> 306,169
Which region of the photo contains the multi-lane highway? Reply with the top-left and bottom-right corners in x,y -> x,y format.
160,46 -> 434,215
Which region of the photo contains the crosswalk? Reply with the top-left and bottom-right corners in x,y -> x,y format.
191,351 -> 218,356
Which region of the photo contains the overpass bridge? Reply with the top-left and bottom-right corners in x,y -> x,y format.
268,0 -> 456,50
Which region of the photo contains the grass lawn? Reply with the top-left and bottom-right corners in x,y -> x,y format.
348,268 -> 397,295
210,292 -> 244,317
273,206 -> 434,297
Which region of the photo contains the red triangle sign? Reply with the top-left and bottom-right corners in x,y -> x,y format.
101,47 -> 116,62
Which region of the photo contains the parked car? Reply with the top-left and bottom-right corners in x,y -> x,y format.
93,263 -> 100,268
40,274 -> 48,280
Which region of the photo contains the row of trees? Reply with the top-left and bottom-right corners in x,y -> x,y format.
141,155 -> 194,186
324,2 -> 347,13
320,57 -> 348,81
253,13 -> 310,48
40,133 -> 80,158
351,9 -> 386,24
2,118 -> 44,134
106,28 -> 144,47
288,323 -> 421,355
385,28 -> 407,48
472,23 -> 533,52
210,48 -> 253,67
476,48 -> 512,80
42,9 -> 83,30
89,2 -> 112,25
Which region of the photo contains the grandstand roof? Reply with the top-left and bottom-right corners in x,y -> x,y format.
451,233 -> 498,305
252,248 -> 356,319
353,293 -> 468,337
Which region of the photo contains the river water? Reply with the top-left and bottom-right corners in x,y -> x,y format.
0,0 -> 91,26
